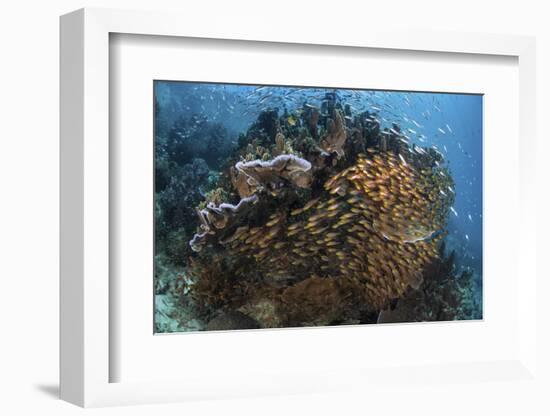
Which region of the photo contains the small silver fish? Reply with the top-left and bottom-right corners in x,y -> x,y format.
259,94 -> 272,103
390,128 -> 401,136
398,154 -> 407,166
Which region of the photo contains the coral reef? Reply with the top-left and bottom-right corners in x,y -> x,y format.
155,158 -> 211,264
208,151 -> 449,312
183,102 -> 457,328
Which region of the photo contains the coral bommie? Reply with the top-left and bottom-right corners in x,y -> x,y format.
186,103 -> 455,327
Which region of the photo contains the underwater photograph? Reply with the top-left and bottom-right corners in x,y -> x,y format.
154,81 -> 483,333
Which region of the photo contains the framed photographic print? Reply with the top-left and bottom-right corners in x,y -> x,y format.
60,7 -> 539,408
152,81 -> 483,333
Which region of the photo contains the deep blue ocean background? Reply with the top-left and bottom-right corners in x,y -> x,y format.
155,81 -> 483,310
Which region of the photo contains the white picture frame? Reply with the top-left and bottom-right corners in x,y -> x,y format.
60,7 -> 538,407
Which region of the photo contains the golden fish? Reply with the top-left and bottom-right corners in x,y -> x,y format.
310,226 -> 329,235
340,212 -> 356,220
265,216 -> 281,227
347,236 -> 362,245
287,222 -> 301,231
307,212 -> 326,223
302,197 -> 320,212
323,176 -> 337,190
256,248 -> 270,258
257,240 -> 270,249
245,234 -> 261,245
220,225 -> 249,244
331,219 -> 351,229
304,222 -> 321,230
266,226 -> 280,238
287,228 -> 300,237
346,196 -> 362,204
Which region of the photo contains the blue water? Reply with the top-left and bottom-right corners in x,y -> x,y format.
155,81 -> 483,304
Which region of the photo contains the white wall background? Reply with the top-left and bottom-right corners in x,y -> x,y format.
0,0 -> 548,415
